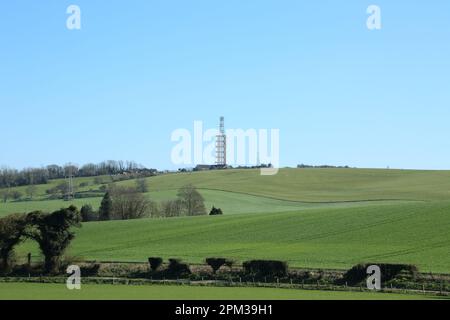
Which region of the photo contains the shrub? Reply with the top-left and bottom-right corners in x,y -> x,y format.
205,258 -> 227,274
343,263 -> 418,285
148,257 -> 163,271
224,259 -> 235,271
81,264 -> 100,276
167,258 -> 191,277
209,206 -> 223,216
243,260 -> 288,278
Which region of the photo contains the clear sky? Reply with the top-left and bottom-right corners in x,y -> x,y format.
1,1 -> 449,170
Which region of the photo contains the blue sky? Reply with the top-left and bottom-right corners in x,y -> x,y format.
0,1 -> 449,170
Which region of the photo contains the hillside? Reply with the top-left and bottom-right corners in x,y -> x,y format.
16,200 -> 450,273
2,168 -> 450,217
3,168 -> 450,273
124,168 -> 450,202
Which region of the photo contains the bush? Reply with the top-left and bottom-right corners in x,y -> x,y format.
167,259 -> 191,277
81,264 -> 100,276
148,257 -> 163,271
224,259 -> 235,271
209,206 -> 223,216
205,258 -> 227,274
243,260 -> 288,278
342,263 -> 418,285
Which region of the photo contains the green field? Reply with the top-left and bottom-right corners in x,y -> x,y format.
3,168 -> 449,217
0,283 -> 441,300
2,168 -> 450,273
15,198 -> 450,273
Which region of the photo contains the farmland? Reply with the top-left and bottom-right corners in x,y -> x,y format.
3,168 -> 450,218
0,168 -> 447,273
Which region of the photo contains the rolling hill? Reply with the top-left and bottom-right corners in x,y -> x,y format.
1,168 -> 449,273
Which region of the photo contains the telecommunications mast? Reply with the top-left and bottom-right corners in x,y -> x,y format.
215,117 -> 227,167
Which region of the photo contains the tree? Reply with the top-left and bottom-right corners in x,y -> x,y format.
0,214 -> 27,272
80,204 -> 97,222
11,190 -> 23,201
110,187 -> 151,220
25,206 -> 81,274
177,184 -> 206,216
135,178 -> 149,193
99,192 -> 113,221
0,189 -> 9,203
160,199 -> 183,218
26,185 -> 37,199
209,206 -> 223,216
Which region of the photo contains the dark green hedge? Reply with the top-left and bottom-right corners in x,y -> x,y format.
148,257 -> 163,271
167,259 -> 191,276
243,260 -> 288,278
343,263 -> 418,285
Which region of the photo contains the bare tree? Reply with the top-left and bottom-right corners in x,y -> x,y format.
160,199 -> 183,218
135,178 -> 149,193
177,184 -> 206,216
0,189 -> 9,203
26,185 -> 37,199
110,187 -> 151,220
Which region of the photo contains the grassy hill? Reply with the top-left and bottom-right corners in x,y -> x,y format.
17,200 -> 450,273
2,168 -> 450,273
122,168 -> 450,202
2,168 -> 450,217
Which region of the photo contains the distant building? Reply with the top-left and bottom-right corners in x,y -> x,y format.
194,164 -> 214,171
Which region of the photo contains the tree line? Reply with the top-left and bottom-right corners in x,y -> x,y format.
0,160 -> 156,189
81,184 -> 215,222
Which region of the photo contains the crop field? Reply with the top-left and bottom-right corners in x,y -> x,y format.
0,283 -> 442,300
2,168 -> 450,273
15,200 -> 450,273
119,168 -> 450,202
3,168 -> 450,217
